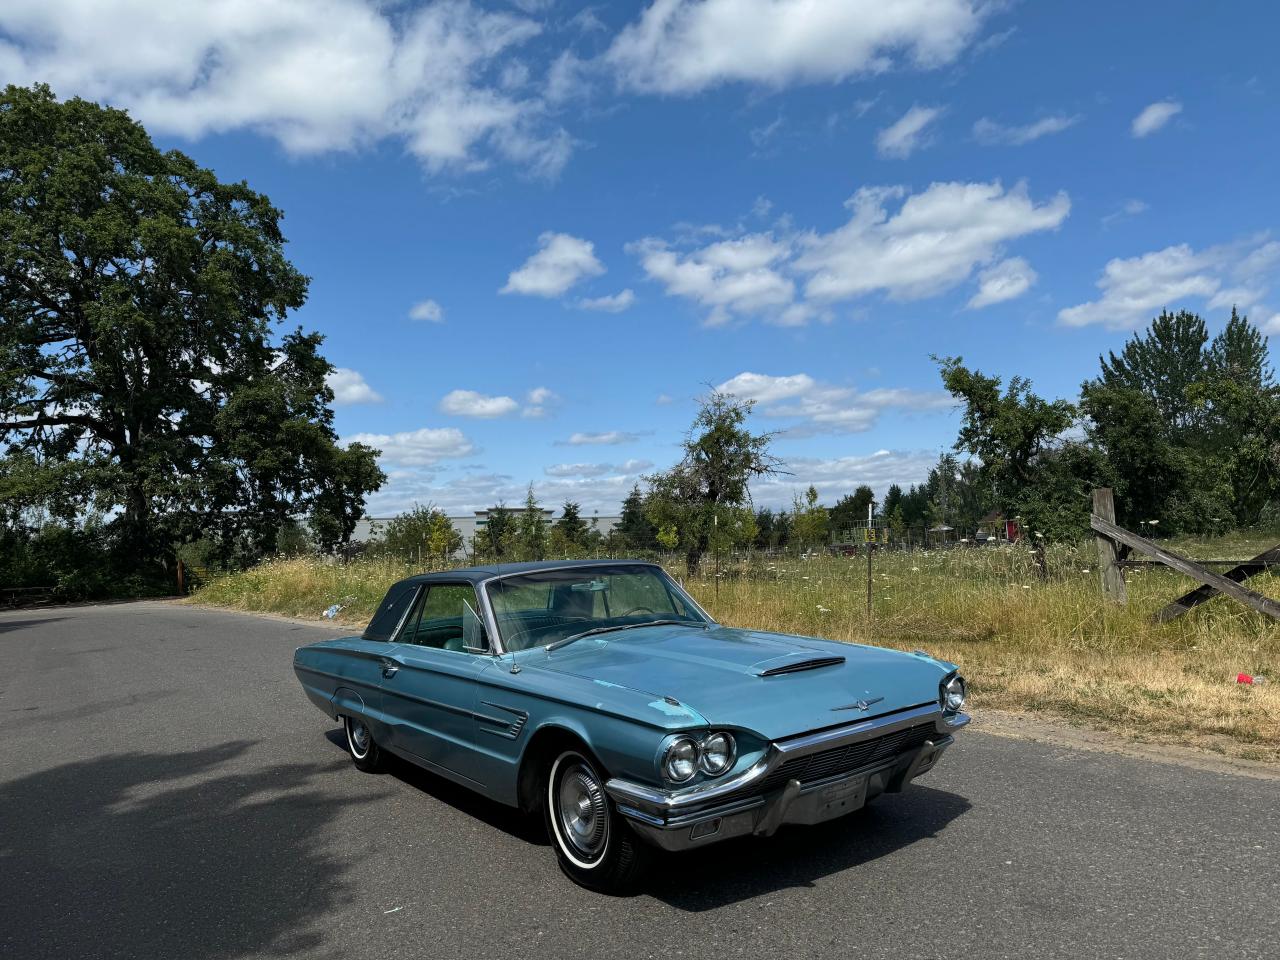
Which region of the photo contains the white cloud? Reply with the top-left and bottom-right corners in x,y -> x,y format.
750,449 -> 944,510
967,257 -> 1037,308
501,231 -> 606,297
796,180 -> 1070,303
346,426 -> 476,467
633,181 -> 1069,325
327,367 -> 383,405
973,113 -> 1080,146
362,465 -> 650,517
562,431 -> 646,446
606,0 -> 986,94
1058,236 -> 1280,329
631,233 -> 798,326
1101,198 -> 1148,227
0,0 -> 572,177
1131,100 -> 1182,138
409,299 -> 444,322
717,371 -> 951,436
579,289 -> 636,312
876,105 -> 944,158
544,459 -> 653,478
522,386 -> 559,418
439,389 -> 520,418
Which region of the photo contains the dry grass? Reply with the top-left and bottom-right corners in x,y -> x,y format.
193,536 -> 1280,761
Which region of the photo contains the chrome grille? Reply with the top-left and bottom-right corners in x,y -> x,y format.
759,722 -> 935,792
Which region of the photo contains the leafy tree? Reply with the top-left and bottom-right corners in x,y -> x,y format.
371,504 -> 462,564
829,485 -> 874,539
791,485 -> 829,549
482,504 -> 514,560
309,441 -> 386,553
1080,308 -> 1276,533
938,357 -> 1075,499
275,519 -> 313,557
515,486 -> 548,561
554,501 -> 590,549
753,507 -> 776,550
645,390 -> 784,575
882,484 -> 904,520
937,356 -> 1080,534
1095,309 -> 1208,433
617,484 -> 658,552
0,84 -> 382,568
1208,306 -> 1274,387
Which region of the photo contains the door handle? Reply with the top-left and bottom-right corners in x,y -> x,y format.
380,659 -> 399,679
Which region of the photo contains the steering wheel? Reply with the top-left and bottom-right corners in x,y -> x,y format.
616,605 -> 656,618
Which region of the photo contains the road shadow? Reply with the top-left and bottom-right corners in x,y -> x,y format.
321,727 -> 546,845
0,690 -> 179,733
0,740 -> 362,960
0,616 -> 71,634
644,785 -> 971,910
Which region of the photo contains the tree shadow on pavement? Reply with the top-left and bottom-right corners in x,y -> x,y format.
0,740 -> 362,960
645,785 -> 971,910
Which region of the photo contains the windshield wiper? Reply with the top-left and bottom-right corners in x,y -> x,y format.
545,619 -> 709,653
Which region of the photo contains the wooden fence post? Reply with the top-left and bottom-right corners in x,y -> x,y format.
1092,488 -> 1127,605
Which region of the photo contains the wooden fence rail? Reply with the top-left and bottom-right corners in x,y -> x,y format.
1089,489 -> 1280,623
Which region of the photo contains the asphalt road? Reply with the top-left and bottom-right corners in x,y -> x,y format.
1,602 -> 1277,960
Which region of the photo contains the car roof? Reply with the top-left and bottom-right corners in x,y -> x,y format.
393,558 -> 661,588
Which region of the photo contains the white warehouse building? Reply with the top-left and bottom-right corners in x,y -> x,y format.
351,508 -> 622,551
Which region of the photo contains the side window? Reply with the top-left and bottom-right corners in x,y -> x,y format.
400,584 -> 489,654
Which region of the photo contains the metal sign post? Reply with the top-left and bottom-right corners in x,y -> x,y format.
865,503 -> 873,626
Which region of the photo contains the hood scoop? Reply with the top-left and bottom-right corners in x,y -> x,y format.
753,653 -> 846,677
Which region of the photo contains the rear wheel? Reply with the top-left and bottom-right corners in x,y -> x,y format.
544,748 -> 649,894
343,715 -> 386,773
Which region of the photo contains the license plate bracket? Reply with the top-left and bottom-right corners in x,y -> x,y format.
816,773 -> 868,816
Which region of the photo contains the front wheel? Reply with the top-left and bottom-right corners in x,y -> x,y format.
343,715 -> 386,773
544,749 -> 650,894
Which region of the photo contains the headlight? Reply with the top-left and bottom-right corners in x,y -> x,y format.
699,731 -> 736,775
663,736 -> 699,782
942,675 -> 966,711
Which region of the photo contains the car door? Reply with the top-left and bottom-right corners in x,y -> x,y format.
381,582 -> 495,786
305,579 -> 421,743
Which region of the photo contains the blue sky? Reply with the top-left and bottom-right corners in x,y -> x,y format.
3,1 -> 1277,515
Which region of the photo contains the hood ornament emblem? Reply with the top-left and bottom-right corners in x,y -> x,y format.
833,696 -> 884,713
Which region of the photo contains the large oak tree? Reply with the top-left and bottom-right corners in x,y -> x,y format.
0,84 -> 382,566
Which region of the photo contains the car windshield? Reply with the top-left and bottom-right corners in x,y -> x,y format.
486,565 -> 710,652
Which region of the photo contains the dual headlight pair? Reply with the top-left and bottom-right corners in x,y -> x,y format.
942,674 -> 966,712
662,731 -> 736,783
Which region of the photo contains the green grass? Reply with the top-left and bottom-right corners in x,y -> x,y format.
192,535 -> 1280,761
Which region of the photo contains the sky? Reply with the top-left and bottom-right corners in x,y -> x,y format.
3,0 -> 1278,517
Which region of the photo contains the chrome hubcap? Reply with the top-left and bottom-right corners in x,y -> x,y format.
348,719 -> 370,754
557,762 -> 608,859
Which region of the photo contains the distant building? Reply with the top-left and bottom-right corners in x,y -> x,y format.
351,508 -> 623,554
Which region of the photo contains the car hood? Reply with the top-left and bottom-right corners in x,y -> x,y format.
529,624 -> 953,740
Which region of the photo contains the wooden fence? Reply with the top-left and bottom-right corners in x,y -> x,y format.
1090,488 -> 1280,622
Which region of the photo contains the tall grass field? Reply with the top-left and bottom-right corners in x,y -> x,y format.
194,535 -> 1280,761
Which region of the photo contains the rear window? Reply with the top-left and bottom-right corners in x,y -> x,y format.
362,581 -> 419,641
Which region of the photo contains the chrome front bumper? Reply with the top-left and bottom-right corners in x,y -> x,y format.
604,705 -> 969,853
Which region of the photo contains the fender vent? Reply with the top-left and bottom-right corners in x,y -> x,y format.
756,655 -> 846,677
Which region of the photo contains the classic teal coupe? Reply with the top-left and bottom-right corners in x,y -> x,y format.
293,560 -> 968,892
